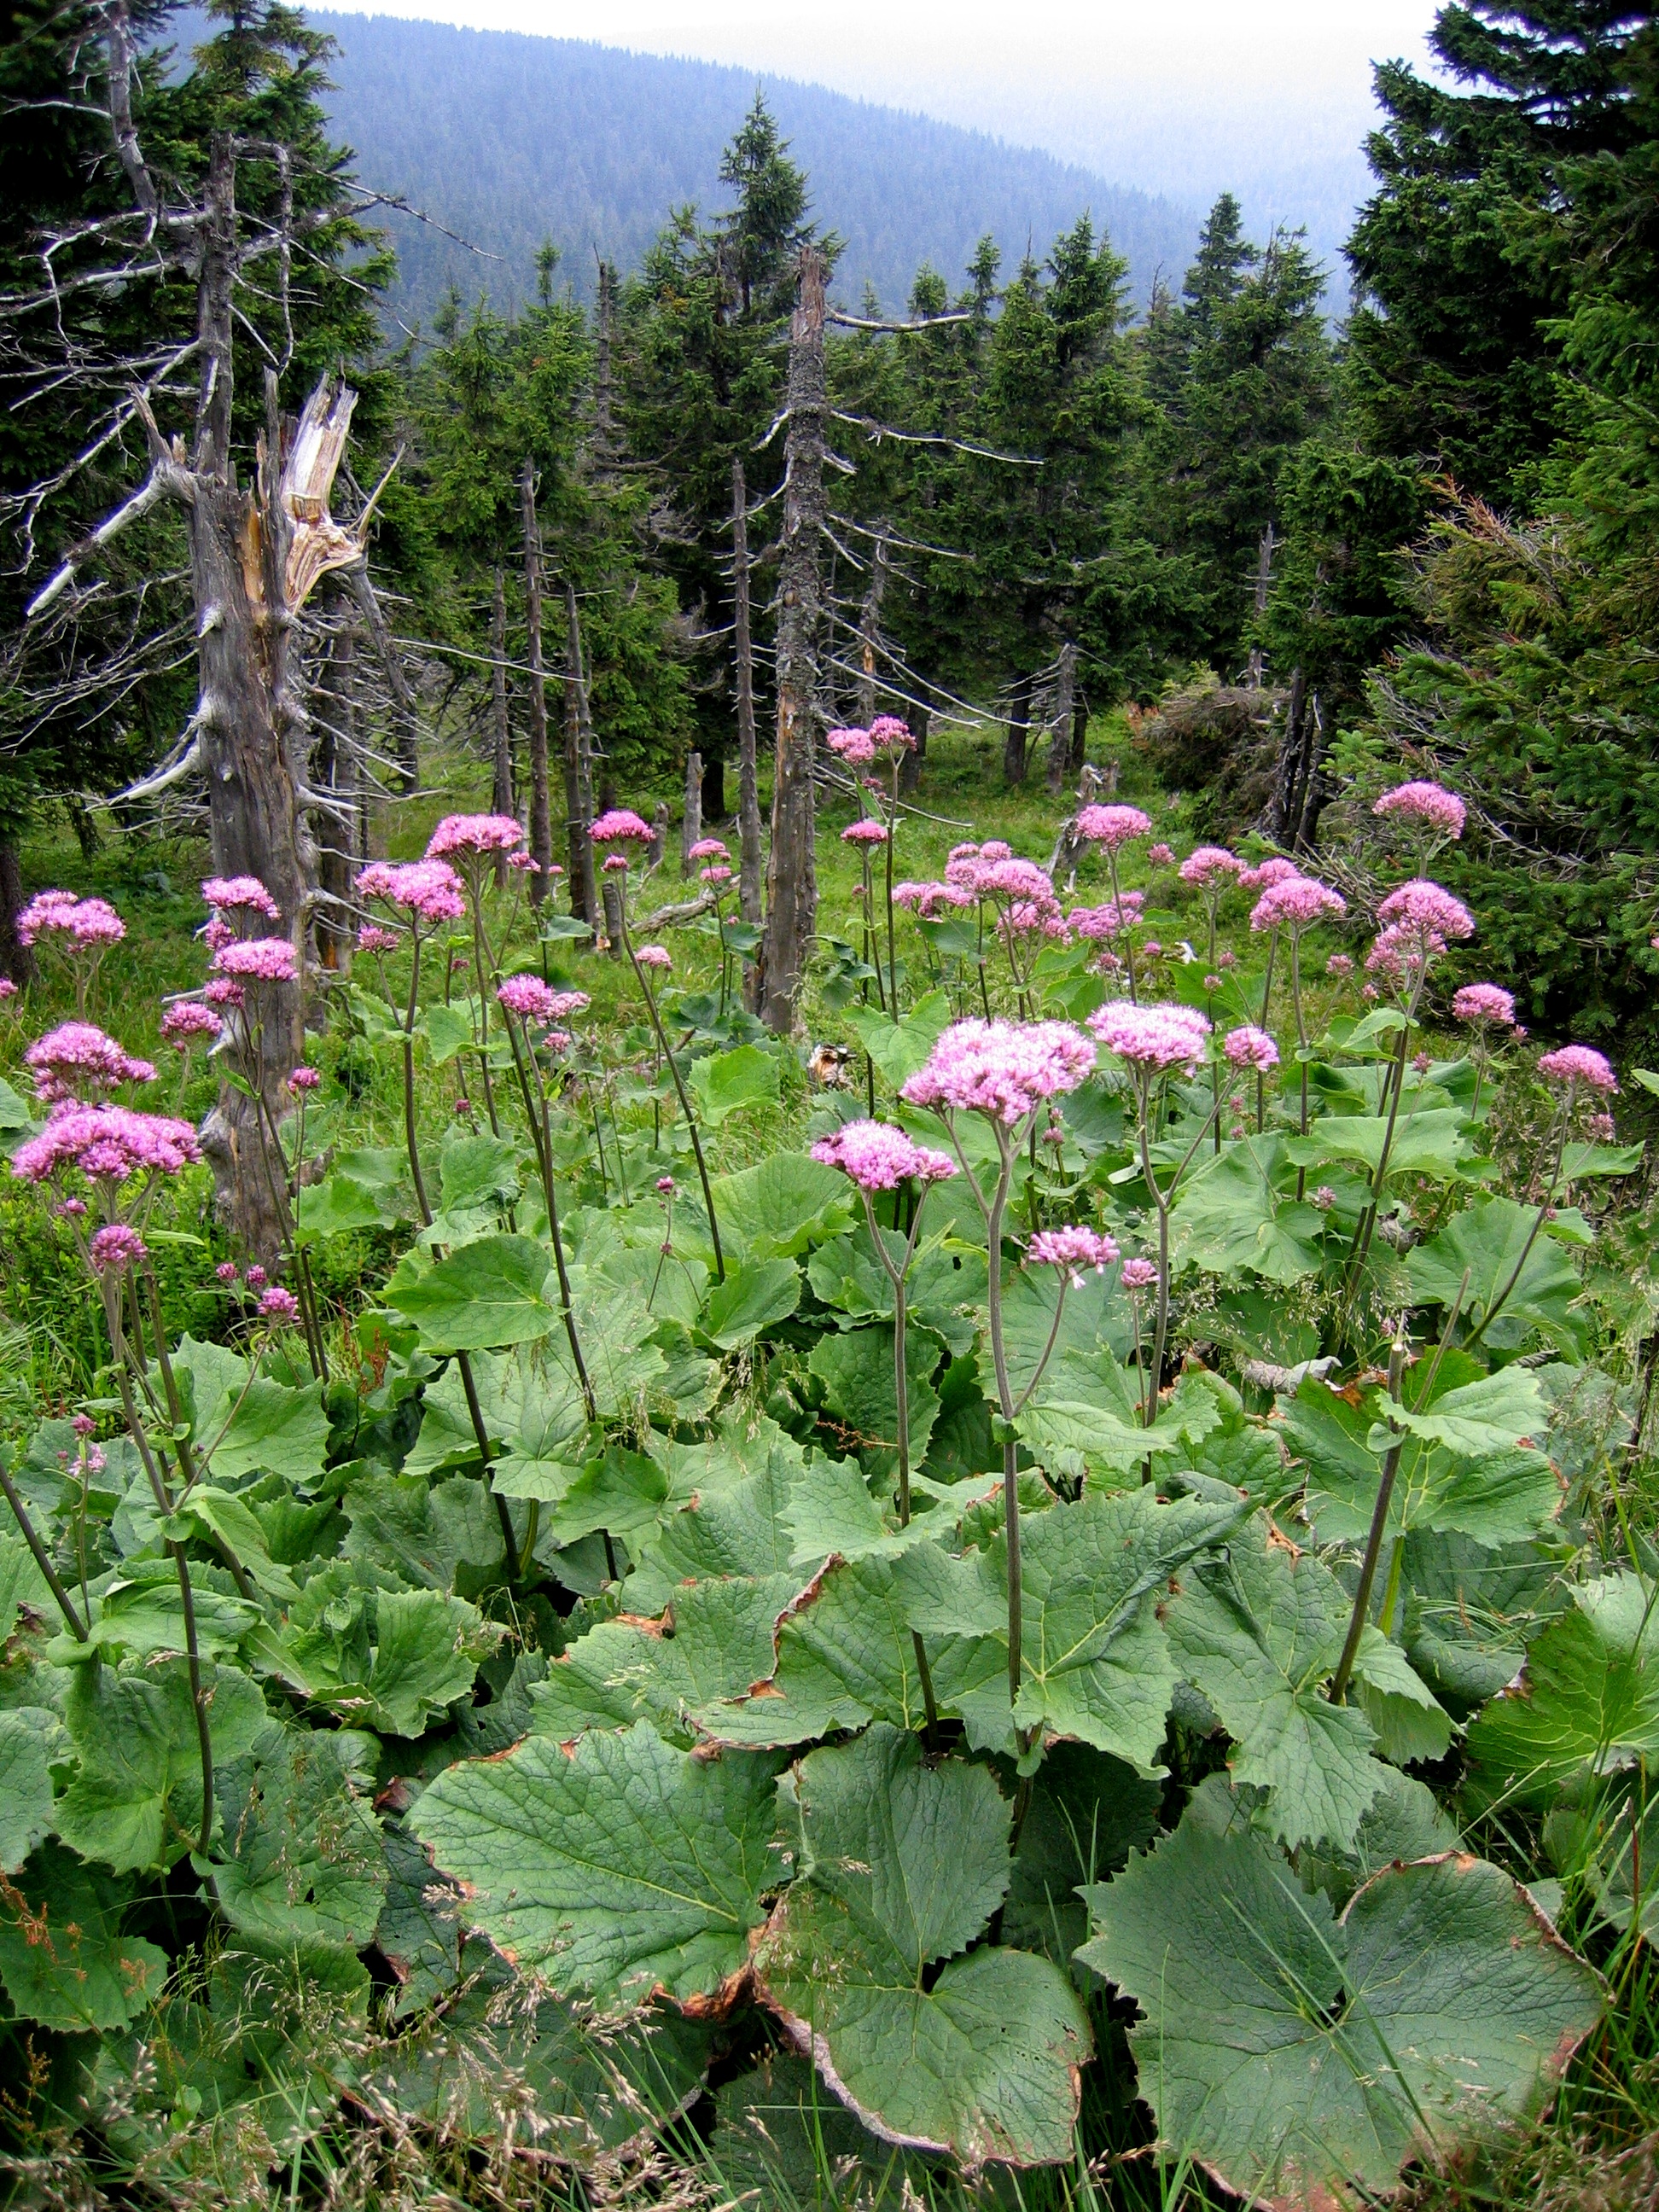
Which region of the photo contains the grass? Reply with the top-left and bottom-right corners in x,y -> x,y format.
3,721 -> 1659,2210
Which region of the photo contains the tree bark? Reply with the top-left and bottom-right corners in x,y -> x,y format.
899,699 -> 928,797
314,615 -> 358,972
856,533 -> 888,725
681,751 -> 703,875
0,840 -> 35,989
563,583 -> 598,928
1068,684 -> 1091,777
733,455 -> 763,928
1003,670 -> 1034,786
518,461 -> 554,905
1267,666 -> 1307,843
1045,640 -> 1078,795
1247,521 -> 1276,689
490,566 -> 514,840
758,246 -> 828,1036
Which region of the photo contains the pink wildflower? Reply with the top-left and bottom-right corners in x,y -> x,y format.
160,1002 -> 222,1045
287,1066 -> 321,1094
202,978 -> 244,1008
1588,1111 -> 1616,1141
1377,880 -> 1476,941
67,899 -> 125,946
869,714 -> 915,754
215,1261 -> 238,1284
688,837 -> 730,862
979,857 -> 1057,907
841,818 -> 888,846
25,1023 -> 155,1103
201,876 -> 280,920
258,1286 -> 300,1323
89,1223 -> 147,1276
1121,1257 -> 1157,1290
1326,953 -> 1353,978
590,809 -> 654,847
1250,876 -> 1346,932
1312,1185 -> 1336,1211
425,813 -> 526,859
1537,1045 -> 1617,1094
1069,894 -> 1144,941
357,924 -> 400,954
635,944 -> 672,971
497,975 -> 562,1022
602,853 -> 630,873
656,1175 -> 676,1194
1179,847 -> 1241,888
1223,1025 -> 1280,1071
72,1413 -> 96,1438
1088,1000 -> 1211,1074
901,1018 -> 1097,1126
1027,1224 -> 1121,1285
1373,781 -> 1466,837
810,1119 -> 958,1190
825,727 -> 877,767
19,893 -> 125,949
1142,940 -> 1162,958
1076,803 -> 1152,849
1452,983 -> 1517,1028
1148,842 -> 1176,867
357,861 -> 467,925
0,979 -> 15,1001
16,890 -> 78,944
11,1103 -> 201,1186
1238,857 -> 1301,893
245,1266 -> 267,1290
212,937 -> 297,983
701,864 -> 733,883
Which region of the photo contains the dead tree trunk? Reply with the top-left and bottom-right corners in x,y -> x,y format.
733,455 -> 762,929
314,614 -> 358,971
856,533 -> 888,725
1266,667 -> 1307,843
1004,671 -> 1034,786
899,698 -> 928,796
490,566 -> 514,843
681,752 -> 703,875
519,461 -> 554,905
563,584 -> 598,928
649,802 -> 670,870
758,246 -> 828,1036
1068,684 -> 1091,777
0,840 -> 36,989
1247,522 -> 1276,688
1045,641 -> 1078,795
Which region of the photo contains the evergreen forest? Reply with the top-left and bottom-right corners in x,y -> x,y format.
2,7 -> 1659,2211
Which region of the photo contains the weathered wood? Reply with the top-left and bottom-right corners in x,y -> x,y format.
563,583 -> 599,926
733,455 -> 762,929
1247,521 -> 1276,689
518,461 -> 554,904
489,566 -> 514,853
649,800 -> 671,871
602,876 -> 626,960
1003,670 -> 1033,786
856,533 -> 888,725
314,616 -> 358,971
758,246 -> 828,1035
681,751 -> 703,875
1045,640 -> 1077,795
898,698 -> 928,797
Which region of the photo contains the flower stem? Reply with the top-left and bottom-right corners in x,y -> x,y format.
0,1464 -> 86,1641
626,932 -> 725,1282
1330,1329 -> 1408,1703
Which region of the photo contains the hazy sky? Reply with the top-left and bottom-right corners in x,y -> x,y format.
318,1 -> 1444,215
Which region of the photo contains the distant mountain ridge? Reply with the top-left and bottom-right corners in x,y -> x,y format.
300,13 -> 1203,330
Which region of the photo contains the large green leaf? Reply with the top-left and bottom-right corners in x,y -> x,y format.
412,1720 -> 781,2003
1165,1520 -> 1399,1851
1284,1108 -> 1478,1182
437,1131 -> 521,1214
695,1554 -> 1003,1749
1407,1196 -> 1586,1356
900,1489 -> 1249,1770
342,1470 -> 509,1601
1170,1138 -> 1326,1284
842,990 -> 952,1088
0,1709 -> 55,1872
687,1043 -> 782,1126
1387,1364 -> 1548,1459
207,1727 -> 386,1953
711,1152 -> 855,1260
701,1258 -> 801,1349
54,1656 -> 268,1872
807,1222 -> 983,1358
1402,1534 -> 1569,1714
0,1843 -> 168,2031
168,1483 -> 300,1600
1078,1816 -> 1601,2209
713,2052 -> 932,2204
780,1454 -> 945,1569
247,1563 -> 498,1737
1002,1742 -> 1162,1966
61,1557 -> 259,1665
808,1322 -> 940,1481
0,1524 -> 51,1636
754,1726 -> 1090,2166
529,1576 -> 796,1743
199,1375 -> 332,1485
1464,1571 -> 1659,1810
386,1234 -> 563,1351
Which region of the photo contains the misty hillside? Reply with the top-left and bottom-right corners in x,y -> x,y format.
301,14 -> 1202,329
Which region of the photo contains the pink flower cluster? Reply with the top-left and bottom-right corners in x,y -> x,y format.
825,727 -> 878,767
1377,880 -> 1476,941
870,715 -> 915,754
357,860 -> 467,925
287,1066 -> 321,1095
688,837 -> 730,862
259,1285 -> 300,1323
25,1023 -> 155,1103
1179,846 -> 1243,889
841,818 -> 888,846
1238,857 -> 1300,893
1147,842 -> 1176,867
1089,1000 -> 1211,1074
212,936 -> 298,983
89,1223 -> 147,1276
1223,1024 -> 1280,1071
891,881 -> 975,917
1373,781 -> 1466,838
160,1001 -> 222,1046
1121,1256 -> 1158,1290
1452,983 -> 1517,1029
701,864 -> 733,884
12,1103 -> 202,1187
1027,1224 -> 1121,1284
1249,876 -> 1346,932
18,891 -> 125,948
426,812 -> 527,859
1537,1045 -> 1617,1095
590,809 -> 654,847
901,1018 -> 1096,1125
1069,893 -> 1144,941
810,1119 -> 958,1190
497,975 -> 591,1023
1077,804 -> 1152,850
357,924 -> 400,955
201,876 -> 280,922
635,944 -> 672,971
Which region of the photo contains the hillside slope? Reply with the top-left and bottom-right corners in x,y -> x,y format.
304,13 -> 1201,327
